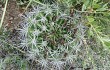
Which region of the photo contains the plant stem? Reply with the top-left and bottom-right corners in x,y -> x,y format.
0,0 -> 8,29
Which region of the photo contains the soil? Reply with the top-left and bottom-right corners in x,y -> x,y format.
5,0 -> 21,30
1,0 -> 24,30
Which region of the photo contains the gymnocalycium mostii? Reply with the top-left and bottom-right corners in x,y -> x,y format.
18,4 -> 86,70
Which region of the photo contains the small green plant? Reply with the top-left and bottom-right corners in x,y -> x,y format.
0,0 -> 110,69
17,0 -> 110,69
18,3 -> 86,69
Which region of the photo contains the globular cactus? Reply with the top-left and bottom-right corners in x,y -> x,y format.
18,4 -> 86,70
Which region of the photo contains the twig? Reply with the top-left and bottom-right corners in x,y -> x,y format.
0,0 -> 8,29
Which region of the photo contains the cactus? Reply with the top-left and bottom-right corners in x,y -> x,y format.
18,4 -> 87,70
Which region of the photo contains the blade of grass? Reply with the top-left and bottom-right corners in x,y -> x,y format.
23,0 -> 33,12
23,0 -> 45,13
33,0 -> 45,5
0,0 -> 8,29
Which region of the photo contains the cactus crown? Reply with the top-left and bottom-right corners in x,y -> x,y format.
19,4 -> 85,69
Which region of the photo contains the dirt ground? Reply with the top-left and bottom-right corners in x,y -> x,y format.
0,0 -> 24,30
